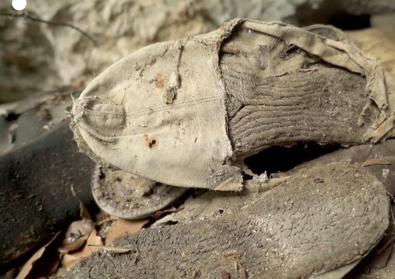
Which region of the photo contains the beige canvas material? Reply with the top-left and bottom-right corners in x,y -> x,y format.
71,19 -> 243,191
71,18 -> 394,191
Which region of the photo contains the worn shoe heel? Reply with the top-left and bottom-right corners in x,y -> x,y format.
91,164 -> 188,220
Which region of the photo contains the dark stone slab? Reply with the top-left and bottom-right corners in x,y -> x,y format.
0,121 -> 95,269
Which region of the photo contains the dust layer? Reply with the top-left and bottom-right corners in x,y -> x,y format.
58,163 -> 389,279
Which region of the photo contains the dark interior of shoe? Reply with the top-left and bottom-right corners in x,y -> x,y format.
329,13 -> 370,30
244,143 -> 340,176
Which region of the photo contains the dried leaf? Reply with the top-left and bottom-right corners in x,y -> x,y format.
16,232 -> 61,279
96,216 -> 117,226
61,230 -> 103,269
106,219 -> 147,245
58,219 -> 95,253
79,201 -> 92,220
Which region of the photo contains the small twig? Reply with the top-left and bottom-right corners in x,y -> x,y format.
88,245 -> 132,254
361,158 -> 392,167
0,9 -> 97,46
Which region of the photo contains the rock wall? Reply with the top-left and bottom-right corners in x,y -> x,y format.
0,0 -> 324,102
1,0 -> 394,103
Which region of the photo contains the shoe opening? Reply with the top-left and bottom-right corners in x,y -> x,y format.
244,142 -> 340,176
329,13 -> 370,30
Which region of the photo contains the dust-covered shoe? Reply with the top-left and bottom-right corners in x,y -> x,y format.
71,19 -> 395,191
58,163 -> 390,279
